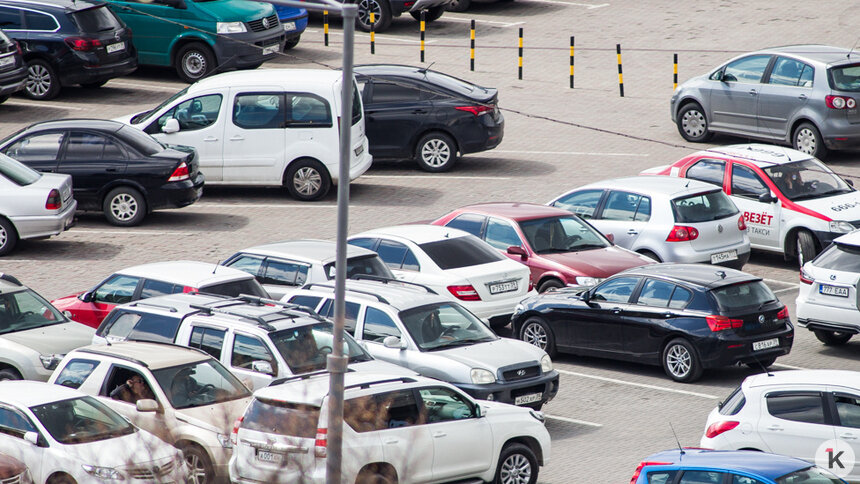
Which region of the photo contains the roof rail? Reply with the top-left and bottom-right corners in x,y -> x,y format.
127,301 -> 179,313
77,347 -> 150,368
0,273 -> 22,286
351,274 -> 438,295
233,294 -> 326,321
190,304 -> 277,331
302,282 -> 390,304
344,376 -> 417,391
268,369 -> 332,387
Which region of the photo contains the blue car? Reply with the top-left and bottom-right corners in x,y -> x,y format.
631,449 -> 847,484
270,4 -> 308,49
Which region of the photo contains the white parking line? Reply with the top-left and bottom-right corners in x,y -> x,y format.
557,369 -> 719,399
443,16 -> 524,27
544,414 -> 603,428
195,203 -> 336,209
763,277 -> 796,287
319,30 -> 438,44
70,230 -> 199,236
110,81 -> 183,91
6,101 -> 84,111
772,363 -> 808,370
363,175 -> 511,180
520,0 -> 608,7
771,287 -> 796,295
490,150 -> 649,157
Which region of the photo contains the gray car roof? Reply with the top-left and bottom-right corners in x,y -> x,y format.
299,279 -> 449,311
235,239 -> 377,264
576,176 -> 722,198
756,44 -> 859,67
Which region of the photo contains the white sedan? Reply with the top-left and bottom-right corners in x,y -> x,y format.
348,224 -> 534,329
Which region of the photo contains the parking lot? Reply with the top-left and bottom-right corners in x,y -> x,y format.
4,0 -> 860,482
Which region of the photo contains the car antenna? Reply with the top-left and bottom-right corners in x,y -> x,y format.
418,62 -> 436,75
213,261 -> 220,274
848,37 -> 860,59
669,422 -> 685,457
749,351 -> 774,377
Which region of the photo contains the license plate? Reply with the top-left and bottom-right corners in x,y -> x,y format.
354,144 -> 364,156
752,338 -> 780,351
262,44 -> 279,55
514,393 -> 542,405
0,56 -> 13,68
283,21 -> 296,31
820,284 -> 849,297
256,450 -> 282,463
489,280 -> 518,295
710,249 -> 738,264
106,42 -> 125,54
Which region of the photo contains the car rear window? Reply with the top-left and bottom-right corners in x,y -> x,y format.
0,153 -> 40,186
325,254 -> 394,280
710,281 -> 776,312
200,278 -> 268,298
242,398 -> 319,438
419,235 -> 504,270
424,70 -> 483,97
117,126 -> 165,156
671,190 -> 739,223
829,63 -> 860,92
719,385 -> 746,416
812,242 -> 860,272
71,5 -> 123,33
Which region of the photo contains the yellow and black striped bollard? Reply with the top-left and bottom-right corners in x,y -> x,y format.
616,43 -> 624,97
323,10 -> 329,46
370,12 -> 375,54
518,27 -> 523,80
470,19 -> 475,71
673,53 -> 678,90
420,11 -> 425,62
569,36 -> 574,88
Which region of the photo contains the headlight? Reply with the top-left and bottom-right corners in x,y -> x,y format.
40,354 -> 63,370
216,21 -> 247,33
540,354 -> 553,373
513,303 -> 524,314
82,465 -> 124,480
830,221 -> 855,234
216,432 -> 233,448
574,276 -> 600,286
470,368 -> 496,384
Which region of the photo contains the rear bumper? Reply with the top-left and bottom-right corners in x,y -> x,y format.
331,148 -> 372,185
212,30 -> 286,69
148,172 -> 204,211
820,116 -> 860,150
460,115 -> 505,155
455,371 -> 559,407
11,199 -> 77,240
697,322 -> 794,369
797,318 -> 860,334
59,56 -> 138,85
0,64 -> 26,96
660,242 -> 750,269
463,292 -> 531,323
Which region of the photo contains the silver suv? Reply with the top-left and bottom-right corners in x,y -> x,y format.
672,44 -> 860,159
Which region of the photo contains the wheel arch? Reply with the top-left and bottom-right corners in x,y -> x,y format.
787,117 -> 820,145
98,181 -> 151,213
674,96 -> 707,122
511,310 -> 545,337
501,436 -> 545,466
46,471 -> 76,484
170,35 -> 218,66
0,215 -> 20,240
356,462 -> 398,484
783,225 -> 819,260
282,156 -> 330,185
412,128 -> 461,157
536,273 -> 566,290
635,248 -> 663,262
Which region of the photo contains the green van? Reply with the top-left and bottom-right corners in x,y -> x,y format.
104,0 -> 286,82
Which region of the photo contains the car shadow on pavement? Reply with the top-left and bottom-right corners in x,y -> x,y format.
370,156 -> 557,177
12,239 -> 121,260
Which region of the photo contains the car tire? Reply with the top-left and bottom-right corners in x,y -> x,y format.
356,0 -> 392,32
179,444 -> 213,484
520,316 -> 556,357
0,217 -> 18,256
411,6 -> 445,21
795,230 -> 817,267
676,103 -> 713,142
0,95 -> 10,104
24,59 -> 61,100
47,474 -> 76,484
662,338 -> 703,383
0,368 -> 22,381
242,62 -> 264,70
285,159 -> 331,201
793,122 -> 828,159
80,80 -> 108,88
446,0 -> 471,12
103,187 -> 147,227
415,132 -> 457,172
494,443 -> 538,484
284,35 -> 301,50
814,330 -> 852,346
175,43 -> 216,83
355,464 -> 397,484
745,357 -> 776,370
637,250 -> 662,262
537,279 -> 564,293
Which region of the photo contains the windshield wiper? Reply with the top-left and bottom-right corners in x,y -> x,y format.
757,299 -> 776,312
432,337 -> 494,349
569,243 -> 606,251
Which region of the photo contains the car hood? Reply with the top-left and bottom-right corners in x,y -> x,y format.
350,359 -> 418,375
192,0 -> 273,22
791,190 -> 860,222
2,322 -> 95,354
539,247 -> 653,277
57,428 -> 177,467
51,292 -> 85,311
176,396 -> 253,433
430,338 -> 546,371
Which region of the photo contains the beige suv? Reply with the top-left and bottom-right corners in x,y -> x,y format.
48,341 -> 253,484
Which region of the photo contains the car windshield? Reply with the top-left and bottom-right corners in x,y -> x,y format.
776,466 -> 844,484
519,215 -> 609,254
30,396 -> 135,445
763,159 -> 853,201
132,87 -> 190,125
399,302 -> 496,351
326,254 -> 394,280
812,242 -> 860,272
0,289 -> 66,334
671,190 -> 739,223
418,235 -> 504,270
152,360 -> 251,409
270,322 -> 372,374
0,153 -> 41,186
200,278 -> 269,298
710,281 -> 776,312
829,63 -> 860,92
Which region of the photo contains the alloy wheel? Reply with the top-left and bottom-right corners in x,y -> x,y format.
666,344 -> 691,378
499,453 -> 532,484
522,323 -> 547,350
357,0 -> 382,26
185,453 -> 206,484
109,193 -> 139,222
27,64 -> 51,97
0,225 -> 6,250
420,139 -> 451,168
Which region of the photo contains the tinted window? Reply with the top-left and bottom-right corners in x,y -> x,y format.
603,191 -> 642,221
591,277 -> 640,304
648,472 -> 677,484
6,133 -> 64,162
344,394 -> 387,432
189,326 -> 226,360
263,259 -> 309,286
233,93 -> 284,129
225,255 -> 264,277
375,239 -> 410,270
269,323 -> 371,373
71,5 -> 122,32
834,393 -> 860,429
200,279 -> 268,298
719,386 -> 746,416
54,359 -> 100,389
327,255 -> 394,281
418,387 -> 476,423
637,279 -> 675,307
766,393 -> 826,424
232,333 -> 276,373
371,82 -> 421,103
679,471 -> 725,484
377,389 -> 420,429
484,218 -> 522,250
419,236 -> 504,270
0,406 -> 36,439
362,306 -> 400,342
64,133 -> 110,162
551,189 -> 603,219
24,10 -> 57,31
445,214 -> 485,237
140,279 -> 178,299
776,467 -> 844,484
672,190 -> 739,223
732,475 -> 765,484
634,196 -> 651,222
732,164 -> 769,199
288,295 -> 323,310
813,243 -> 860,272
319,299 -> 360,335
0,153 -> 40,185
158,94 -> 222,132
686,159 -> 725,186
288,93 -> 331,127
128,313 -> 182,343
242,398 -> 318,438
348,238 -> 377,251
723,55 -> 771,83
830,64 -> 860,92
94,275 -> 140,304
668,286 -> 693,309
711,281 -> 776,312
769,57 -> 812,87
99,311 -> 139,339
0,7 -> 22,29
116,126 -> 165,156
401,251 -> 420,271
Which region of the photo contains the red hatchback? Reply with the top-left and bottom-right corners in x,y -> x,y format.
432,203 -> 655,292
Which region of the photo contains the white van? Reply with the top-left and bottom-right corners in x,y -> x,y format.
115,69 -> 372,201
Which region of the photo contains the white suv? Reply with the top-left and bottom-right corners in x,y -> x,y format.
796,230 -> 860,345
229,372 -> 550,484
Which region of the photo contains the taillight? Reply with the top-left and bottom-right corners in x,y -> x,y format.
666,225 -> 699,242
447,285 -> 481,301
777,306 -> 789,320
181,286 -> 196,293
230,416 -> 243,446
629,461 -> 672,484
527,279 -> 534,292
167,162 -> 190,182
799,269 -> 813,285
738,214 -> 746,231
45,189 -> 61,210
64,37 -> 102,51
314,428 -> 327,458
706,315 -> 743,331
705,420 -> 739,439
455,105 -> 494,116
826,95 -> 857,109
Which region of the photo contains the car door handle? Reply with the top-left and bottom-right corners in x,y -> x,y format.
748,89 -> 757,95
798,94 -> 807,100
412,109 -> 428,114
203,136 -> 218,142
105,167 -> 118,172
766,425 -> 783,431
840,433 -> 858,440
229,135 -> 244,141
432,431 -> 447,438
383,438 -> 399,445
627,229 -> 638,235
611,307 -> 622,314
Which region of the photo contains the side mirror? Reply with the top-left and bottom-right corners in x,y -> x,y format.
383,335 -> 405,349
162,118 -> 180,134
758,192 -> 777,204
79,291 -> 93,303
251,360 -> 275,376
605,233 -> 615,243
476,405 -> 486,417
23,431 -> 40,446
62,310 -> 73,319
506,246 -> 528,261
136,399 -> 159,412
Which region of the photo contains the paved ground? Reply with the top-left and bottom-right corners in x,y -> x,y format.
5,1 -> 860,482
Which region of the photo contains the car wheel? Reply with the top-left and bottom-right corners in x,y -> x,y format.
47,474 -> 76,484
355,464 -> 397,484
0,218 -> 18,256
285,159 -> 331,201
411,6 -> 445,21
494,443 -> 538,484
537,279 -> 564,293
814,330 -> 852,346
793,122 -> 828,159
180,444 -> 213,484
0,95 -> 10,104
637,250 -> 662,262
795,230 -> 817,267
0,368 -> 22,381
520,317 -> 556,357
25,59 -> 61,100
662,338 -> 703,383
446,0 -> 471,12
242,62 -> 264,70
356,0 -> 392,32
175,43 -> 215,83
676,103 -> 713,142
284,35 -> 301,50
103,187 -> 147,227
80,80 -> 108,88
415,132 -> 457,172
745,357 -> 776,370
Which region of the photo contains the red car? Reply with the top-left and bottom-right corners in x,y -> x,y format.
431,203 -> 655,292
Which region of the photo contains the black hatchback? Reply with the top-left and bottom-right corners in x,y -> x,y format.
511,264 -> 794,383
0,119 -> 204,226
355,64 -> 504,172
0,0 -> 137,100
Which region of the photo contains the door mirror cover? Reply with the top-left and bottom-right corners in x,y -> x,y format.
506,246 -> 528,260
136,399 -> 159,412
758,192 -> 777,204
382,335 -> 404,349
251,360 -> 275,376
23,431 -> 40,446
79,291 -> 93,303
605,233 -> 615,243
162,118 -> 180,134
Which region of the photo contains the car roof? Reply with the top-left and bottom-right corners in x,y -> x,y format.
296,279 -> 449,310
115,261 -> 253,286
0,381 -> 89,407
0,0 -> 105,12
235,239 -> 377,265
256,372 -> 426,406
693,143 -> 814,168
119,292 -> 231,315
449,203 -> 574,221
618,263 -> 759,289
187,69 -> 342,95
834,230 -> 860,247
745,369 -> 860,389
643,449 -> 812,479
352,224 -> 471,244
355,64 -> 432,77
22,119 -> 126,134
576,176 -> 722,197
0,274 -> 26,294
756,44 -> 859,67
72,341 -> 211,370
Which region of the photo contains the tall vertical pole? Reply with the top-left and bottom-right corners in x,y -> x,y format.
370,12 -> 375,54
673,53 -> 678,90
569,36 -> 574,88
420,10 -> 425,62
470,19 -> 475,71
323,10 -> 329,46
616,43 -> 624,97
518,27 -> 523,80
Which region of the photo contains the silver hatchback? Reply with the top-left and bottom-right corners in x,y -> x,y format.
671,44 -> 860,159
548,176 -> 751,268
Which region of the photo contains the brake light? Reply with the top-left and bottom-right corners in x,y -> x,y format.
629,461 -> 673,484
666,225 -> 699,242
799,269 -> 813,285
230,416 -> 243,446
64,37 -> 103,51
706,315 -> 743,331
181,286 -> 196,293
45,189 -> 61,210
777,306 -> 789,320
314,428 -> 327,458
167,162 -> 190,182
737,214 -> 746,231
455,105 -> 494,116
447,285 -> 481,301
705,420 -> 739,439
826,95 -> 857,110
527,278 -> 534,292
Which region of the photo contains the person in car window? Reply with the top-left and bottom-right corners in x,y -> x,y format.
110,375 -> 155,404
170,367 -> 207,407
772,166 -> 806,198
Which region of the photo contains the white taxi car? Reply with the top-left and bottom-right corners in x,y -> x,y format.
644,144 -> 860,265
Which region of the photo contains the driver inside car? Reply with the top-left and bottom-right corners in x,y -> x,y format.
170,367 -> 208,407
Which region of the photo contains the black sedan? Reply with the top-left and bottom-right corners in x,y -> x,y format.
0,119 -> 204,226
355,64 -> 504,172
511,264 -> 794,382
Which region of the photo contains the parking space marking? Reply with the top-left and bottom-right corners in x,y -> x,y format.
6,101 -> 85,111
491,149 -> 649,157
557,369 -> 720,399
443,16 -> 525,27
70,229 -> 199,236
544,415 -> 603,427
772,287 -> 796,295
195,203 -> 337,209
110,81 -> 184,91
363,174 -> 511,180
772,363 -> 808,370
519,0 -> 608,7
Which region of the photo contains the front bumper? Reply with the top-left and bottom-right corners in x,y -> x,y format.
148,172 -> 205,211
455,370 -> 559,407
11,199 -> 77,240
212,30 -> 286,70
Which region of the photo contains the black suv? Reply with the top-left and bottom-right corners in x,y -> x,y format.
0,28 -> 25,103
0,0 -> 137,100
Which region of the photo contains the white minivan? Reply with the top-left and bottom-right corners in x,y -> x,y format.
116,69 -> 372,201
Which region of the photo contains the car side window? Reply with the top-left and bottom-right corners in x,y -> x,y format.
287,93 -> 332,127
418,387 -> 476,423
375,240 -> 416,271
603,191 -> 642,221
149,95 -> 222,134
140,279 -> 178,299
94,275 -> 140,304
288,295 -> 323,311
0,7 -> 23,29
485,218 -> 522,250
127,313 -> 182,343
722,55 -> 771,83
54,358 -> 100,389
262,259 -> 310,286
636,279 -> 675,307
551,189 -> 603,219
370,82 -> 421,103
731,475 -> 765,484
834,393 -> 860,429
731,164 -> 769,199
232,333 -> 277,373
591,277 -> 640,304
634,196 -> 651,222
344,394 -> 386,432
377,389 -> 421,429
0,405 -> 37,439
63,132 -> 127,162
23,10 -> 57,31
5,133 -> 64,161
766,392 -> 826,424
225,255 -> 265,277
362,306 -> 401,342
189,326 -> 226,360
679,471 -> 726,484
668,286 -> 693,309
103,312 -> 141,339
445,214 -> 486,238
647,471 -> 677,484
349,238 -> 378,251
319,299 -> 359,335
769,57 -> 813,87
686,159 -> 726,187
233,93 -> 285,130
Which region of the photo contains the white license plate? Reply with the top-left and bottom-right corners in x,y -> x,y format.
262,44 -> 279,55
283,21 -> 296,31
354,144 -> 364,156
256,450 -> 282,463
0,56 -> 13,67
710,249 -> 738,264
752,338 -> 780,351
820,284 -> 849,297
106,42 -> 125,54
489,280 -> 518,295
514,393 -> 542,405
